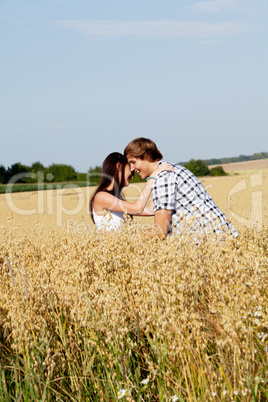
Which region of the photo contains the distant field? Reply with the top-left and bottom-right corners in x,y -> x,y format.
0,170 -> 267,235
209,158 -> 268,173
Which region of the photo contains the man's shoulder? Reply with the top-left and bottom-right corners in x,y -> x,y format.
154,164 -> 177,186
158,160 -> 185,171
158,159 -> 175,166
156,160 -> 184,180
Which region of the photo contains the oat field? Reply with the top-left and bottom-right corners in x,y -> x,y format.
0,169 -> 267,401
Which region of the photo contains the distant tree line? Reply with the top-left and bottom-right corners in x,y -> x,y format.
0,161 -> 146,186
1,151 -> 266,185
0,159 -> 227,186
0,162 -> 87,184
201,152 -> 268,166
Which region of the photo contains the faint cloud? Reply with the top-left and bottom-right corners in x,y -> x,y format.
52,125 -> 62,129
55,19 -> 247,39
187,0 -> 237,13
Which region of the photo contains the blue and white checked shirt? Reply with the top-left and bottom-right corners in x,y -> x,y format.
152,160 -> 238,237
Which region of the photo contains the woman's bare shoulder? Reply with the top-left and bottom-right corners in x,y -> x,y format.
94,191 -> 116,212
94,191 -> 113,202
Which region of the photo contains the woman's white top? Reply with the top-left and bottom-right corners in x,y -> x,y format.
93,207 -> 125,231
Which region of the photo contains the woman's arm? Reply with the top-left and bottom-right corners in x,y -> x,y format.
139,199 -> 154,216
94,163 -> 173,216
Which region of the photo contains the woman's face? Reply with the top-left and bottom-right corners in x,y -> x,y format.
123,163 -> 133,187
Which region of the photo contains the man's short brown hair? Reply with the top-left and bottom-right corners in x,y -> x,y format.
124,137 -> 163,162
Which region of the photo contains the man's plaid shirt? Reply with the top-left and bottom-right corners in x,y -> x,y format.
152,160 -> 238,237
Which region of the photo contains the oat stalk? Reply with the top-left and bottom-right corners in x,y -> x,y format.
6,256 -> 15,286
25,267 -> 28,299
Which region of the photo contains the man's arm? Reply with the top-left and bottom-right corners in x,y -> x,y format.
149,169 -> 176,238
147,209 -> 171,239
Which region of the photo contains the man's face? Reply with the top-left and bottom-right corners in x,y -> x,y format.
126,156 -> 151,180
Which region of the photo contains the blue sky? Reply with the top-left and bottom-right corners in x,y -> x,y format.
1,0 -> 267,172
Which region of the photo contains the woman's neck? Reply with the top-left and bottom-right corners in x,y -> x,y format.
106,182 -> 114,192
106,178 -> 118,193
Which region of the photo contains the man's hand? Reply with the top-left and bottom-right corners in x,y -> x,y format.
147,209 -> 171,239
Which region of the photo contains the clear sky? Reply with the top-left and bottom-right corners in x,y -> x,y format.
1,0 -> 267,172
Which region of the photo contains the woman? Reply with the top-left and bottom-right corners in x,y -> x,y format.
90,152 -> 173,231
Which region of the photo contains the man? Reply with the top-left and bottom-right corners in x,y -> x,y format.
124,137 -> 238,239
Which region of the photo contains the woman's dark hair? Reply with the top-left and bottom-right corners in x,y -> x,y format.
89,152 -> 129,222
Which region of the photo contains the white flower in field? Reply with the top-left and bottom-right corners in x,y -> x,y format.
211,309 -> 217,314
117,389 -> 127,399
256,306 -> 262,311
141,377 -> 150,385
211,391 -> 217,396
245,281 -> 252,286
222,390 -> 227,395
264,346 -> 268,352
256,377 -> 264,383
169,396 -> 179,402
258,332 -> 265,339
254,311 -> 262,317
242,390 -> 247,396
234,390 -> 239,395
254,319 -> 260,325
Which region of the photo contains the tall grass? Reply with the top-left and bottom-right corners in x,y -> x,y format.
0,218 -> 267,401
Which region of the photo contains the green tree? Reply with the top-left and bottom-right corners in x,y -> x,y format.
87,166 -> 102,185
76,172 -> 88,181
183,159 -> 210,177
251,152 -> 268,160
209,166 -> 227,176
28,162 -> 46,183
6,163 -> 31,183
31,161 -> 45,172
46,164 -> 77,182
0,165 -> 7,183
